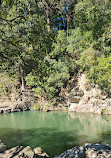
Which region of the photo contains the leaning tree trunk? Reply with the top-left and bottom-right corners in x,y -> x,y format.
46,5 -> 50,33
20,63 -> 25,92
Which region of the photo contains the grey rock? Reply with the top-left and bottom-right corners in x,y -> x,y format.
18,146 -> 34,158
54,143 -> 111,158
68,74 -> 111,115
4,109 -> 11,113
0,143 -> 48,158
91,151 -> 97,158
0,110 -> 4,114
0,140 -> 7,153
12,109 -> 21,112
33,147 -> 43,155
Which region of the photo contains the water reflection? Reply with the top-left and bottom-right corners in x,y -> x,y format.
0,111 -> 111,157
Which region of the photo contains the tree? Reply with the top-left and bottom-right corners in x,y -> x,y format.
26,58 -> 70,101
56,0 -> 78,37
37,0 -> 58,33
0,0 -> 50,92
73,0 -> 111,39
0,0 -> 111,102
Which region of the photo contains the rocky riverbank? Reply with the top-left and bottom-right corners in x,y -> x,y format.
0,73 -> 111,115
55,143 -> 111,158
0,141 -> 49,158
0,90 -> 37,114
67,74 -> 111,115
0,89 -> 64,114
1,141 -> 111,158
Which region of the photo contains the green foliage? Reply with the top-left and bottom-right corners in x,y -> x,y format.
0,0 -> 50,91
26,58 -> 70,100
0,0 -> 111,102
67,28 -> 94,56
88,56 -> 111,92
0,73 -> 19,96
78,44 -> 111,93
32,87 -> 43,96
50,30 -> 67,58
77,20 -> 111,93
45,102 -> 53,107
67,28 -> 82,55
102,108 -> 110,115
34,104 -> 41,110
78,46 -> 98,69
74,0 -> 111,39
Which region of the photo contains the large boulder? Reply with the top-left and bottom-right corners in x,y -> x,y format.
0,146 -> 24,157
54,143 -> 111,158
33,147 -> 49,157
18,146 -> 34,158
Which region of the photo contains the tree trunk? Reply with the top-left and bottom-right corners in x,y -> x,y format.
20,64 -> 25,92
46,5 -> 50,33
66,15 -> 70,39
66,4 -> 70,39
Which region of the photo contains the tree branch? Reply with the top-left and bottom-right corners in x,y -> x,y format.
2,39 -> 24,51
0,15 -> 26,23
44,0 -> 56,11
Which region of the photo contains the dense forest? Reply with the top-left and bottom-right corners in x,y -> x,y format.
0,0 -> 111,105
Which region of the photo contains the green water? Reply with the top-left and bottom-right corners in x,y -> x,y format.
0,111 -> 111,157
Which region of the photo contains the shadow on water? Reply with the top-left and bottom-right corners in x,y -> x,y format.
99,130 -> 111,144
0,127 -> 82,157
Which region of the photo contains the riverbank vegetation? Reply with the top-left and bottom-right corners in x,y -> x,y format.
0,0 -> 111,105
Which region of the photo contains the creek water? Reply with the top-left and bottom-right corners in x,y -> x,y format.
0,111 -> 111,157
